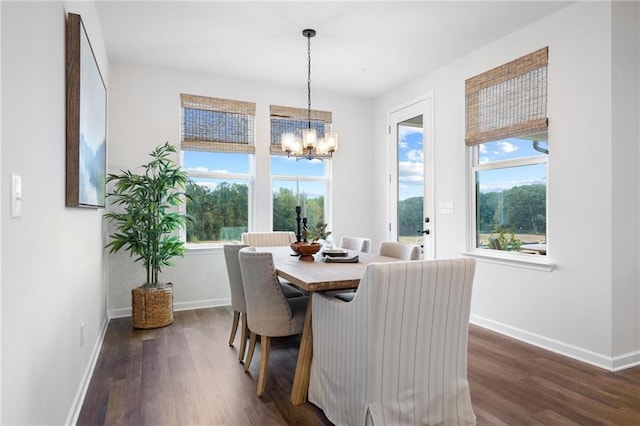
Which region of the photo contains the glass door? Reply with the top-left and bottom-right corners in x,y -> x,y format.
388,96 -> 434,259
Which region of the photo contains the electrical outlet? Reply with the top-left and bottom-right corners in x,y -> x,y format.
80,322 -> 85,348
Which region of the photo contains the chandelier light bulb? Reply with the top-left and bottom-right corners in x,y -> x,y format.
302,128 -> 317,149
325,132 -> 338,152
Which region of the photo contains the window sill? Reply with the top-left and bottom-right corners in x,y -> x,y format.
185,243 -> 224,255
461,250 -> 555,272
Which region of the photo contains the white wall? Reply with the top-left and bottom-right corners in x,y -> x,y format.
611,0 -> 640,359
1,1 -> 109,424
374,1 -> 639,370
0,2 -> 4,421
107,63 -> 373,315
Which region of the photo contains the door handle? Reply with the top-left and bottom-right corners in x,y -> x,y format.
421,229 -> 430,235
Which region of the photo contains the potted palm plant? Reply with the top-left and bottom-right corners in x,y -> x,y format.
104,142 -> 189,329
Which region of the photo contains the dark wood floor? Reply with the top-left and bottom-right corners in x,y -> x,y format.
78,307 -> 640,425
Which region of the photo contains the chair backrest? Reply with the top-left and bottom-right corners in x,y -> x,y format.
364,258 -> 476,424
377,241 -> 421,260
241,231 -> 296,247
338,236 -> 371,253
237,247 -> 295,336
222,244 -> 249,312
310,258 -> 476,425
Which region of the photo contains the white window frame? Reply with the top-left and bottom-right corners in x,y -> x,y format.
181,152 -> 255,249
466,141 -> 553,271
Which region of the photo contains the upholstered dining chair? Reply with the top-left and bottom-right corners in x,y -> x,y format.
240,231 -> 296,247
309,258 -> 477,425
223,244 -> 304,364
222,244 -> 250,363
240,231 -> 307,296
238,247 -> 308,396
378,241 -> 421,260
338,236 -> 371,253
335,241 -> 422,303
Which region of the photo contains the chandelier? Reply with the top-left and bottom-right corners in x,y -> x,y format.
281,29 -> 339,160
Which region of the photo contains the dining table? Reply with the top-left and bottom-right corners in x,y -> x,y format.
258,245 -> 399,405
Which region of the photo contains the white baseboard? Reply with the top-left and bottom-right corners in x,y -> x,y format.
175,298 -> 231,312
108,298 -> 231,319
470,314 -> 640,372
612,350 -> 640,371
65,315 -> 109,426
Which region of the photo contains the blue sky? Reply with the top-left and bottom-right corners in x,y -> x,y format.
183,136 -> 547,196
398,125 -> 424,200
477,138 -> 548,193
183,151 -> 324,176
184,151 -> 325,198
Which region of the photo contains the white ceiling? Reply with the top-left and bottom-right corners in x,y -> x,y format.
95,1 -> 572,99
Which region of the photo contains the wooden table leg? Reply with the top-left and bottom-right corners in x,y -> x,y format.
290,295 -> 314,405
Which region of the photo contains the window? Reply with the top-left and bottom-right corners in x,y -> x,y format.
180,94 -> 255,245
472,136 -> 548,254
466,47 -> 549,256
270,105 -> 331,232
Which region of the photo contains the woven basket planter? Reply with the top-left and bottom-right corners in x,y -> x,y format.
131,283 -> 174,329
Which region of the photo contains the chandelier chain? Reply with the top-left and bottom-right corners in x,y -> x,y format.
307,32 -> 312,128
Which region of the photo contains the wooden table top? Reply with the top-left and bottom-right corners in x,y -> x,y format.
260,246 -> 398,292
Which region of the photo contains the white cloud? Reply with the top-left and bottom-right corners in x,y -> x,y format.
187,166 -> 209,173
406,149 -> 423,162
399,161 -> 424,183
186,166 -> 230,174
479,176 -> 546,193
495,141 -> 518,154
399,126 -> 423,139
398,127 -> 423,150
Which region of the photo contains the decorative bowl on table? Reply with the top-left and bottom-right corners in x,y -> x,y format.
290,242 -> 322,261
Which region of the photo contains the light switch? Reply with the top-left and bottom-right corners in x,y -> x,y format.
438,201 -> 454,215
11,174 -> 22,218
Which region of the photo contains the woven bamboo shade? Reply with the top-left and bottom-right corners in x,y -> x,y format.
465,47 -> 548,146
181,93 -> 256,153
269,104 -> 332,155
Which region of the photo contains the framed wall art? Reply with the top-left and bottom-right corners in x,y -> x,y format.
66,12 -> 107,208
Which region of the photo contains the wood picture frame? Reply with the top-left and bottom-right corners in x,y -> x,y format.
66,13 -> 107,208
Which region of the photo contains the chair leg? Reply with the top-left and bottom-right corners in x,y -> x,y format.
257,335 -> 271,397
228,310 -> 240,346
237,312 -> 249,362
244,331 -> 257,372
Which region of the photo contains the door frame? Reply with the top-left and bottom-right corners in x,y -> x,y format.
387,92 -> 435,259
